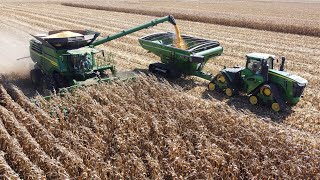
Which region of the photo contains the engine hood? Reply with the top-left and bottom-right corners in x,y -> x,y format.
269,69 -> 308,86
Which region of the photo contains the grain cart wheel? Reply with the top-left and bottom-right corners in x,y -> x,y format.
148,64 -> 156,73
30,69 -> 42,85
260,85 -> 272,97
208,82 -> 216,91
271,102 -> 281,112
249,95 -> 258,105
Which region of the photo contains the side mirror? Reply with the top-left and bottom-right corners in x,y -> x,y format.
279,57 -> 285,71
261,59 -> 269,81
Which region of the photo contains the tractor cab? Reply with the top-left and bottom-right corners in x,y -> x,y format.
245,53 -> 275,74
241,53 -> 277,93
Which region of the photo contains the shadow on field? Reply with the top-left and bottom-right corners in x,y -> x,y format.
0,74 -> 38,98
202,89 -> 293,122
134,68 -> 293,122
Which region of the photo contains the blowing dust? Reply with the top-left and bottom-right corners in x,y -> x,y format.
0,29 -> 34,77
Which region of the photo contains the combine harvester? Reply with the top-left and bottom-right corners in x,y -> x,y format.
29,15 -> 177,93
139,34 -> 307,112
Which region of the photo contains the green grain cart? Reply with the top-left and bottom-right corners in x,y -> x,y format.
139,32 -> 223,79
29,15 -> 177,92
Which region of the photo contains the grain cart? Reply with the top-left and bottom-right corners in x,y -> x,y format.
139,32 -> 223,79
208,53 -> 308,112
29,15 -> 177,92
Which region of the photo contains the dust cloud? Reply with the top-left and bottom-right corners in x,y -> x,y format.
0,28 -> 34,77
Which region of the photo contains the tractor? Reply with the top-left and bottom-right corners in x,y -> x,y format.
208,53 -> 308,112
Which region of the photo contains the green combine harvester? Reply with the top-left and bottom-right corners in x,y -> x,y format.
29,15 -> 177,92
139,34 -> 307,112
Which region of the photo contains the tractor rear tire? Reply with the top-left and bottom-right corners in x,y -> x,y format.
30,69 -> 42,85
260,85 -> 272,97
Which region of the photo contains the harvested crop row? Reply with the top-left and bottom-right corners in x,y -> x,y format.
0,114 -> 45,178
5,84 -> 113,178
0,85 -> 69,179
0,84 -> 93,178
1,4 -> 318,70
35,76 -> 320,179
61,3 -> 320,37
0,105 -> 69,179
0,151 -> 20,179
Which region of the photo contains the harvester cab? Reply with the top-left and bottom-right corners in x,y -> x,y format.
209,52 -> 308,112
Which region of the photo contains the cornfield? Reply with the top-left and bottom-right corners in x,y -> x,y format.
61,1 -> 320,37
0,1 -> 319,179
0,75 -> 319,179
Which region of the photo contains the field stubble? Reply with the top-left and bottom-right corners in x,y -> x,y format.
0,2 -> 319,179
0,75 -> 319,179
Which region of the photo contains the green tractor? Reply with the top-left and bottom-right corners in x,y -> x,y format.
208,53 -> 308,112
29,15 -> 177,93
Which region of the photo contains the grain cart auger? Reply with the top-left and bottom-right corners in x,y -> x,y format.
139,33 -> 223,79
29,15 -> 177,93
208,53 -> 308,112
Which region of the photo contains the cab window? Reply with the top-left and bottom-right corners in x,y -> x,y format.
266,57 -> 273,69
247,59 -> 262,73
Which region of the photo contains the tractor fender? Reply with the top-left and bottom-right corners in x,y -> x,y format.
220,71 -> 233,83
269,84 -> 286,110
249,82 -> 266,96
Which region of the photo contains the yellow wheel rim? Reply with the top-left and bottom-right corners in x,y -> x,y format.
263,88 -> 272,96
272,103 -> 281,112
218,74 -> 226,83
208,83 -> 215,91
225,88 -> 233,97
249,96 -> 258,105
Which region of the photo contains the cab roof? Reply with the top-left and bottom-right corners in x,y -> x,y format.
246,53 -> 276,60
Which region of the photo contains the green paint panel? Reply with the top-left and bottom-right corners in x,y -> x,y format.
139,32 -> 223,77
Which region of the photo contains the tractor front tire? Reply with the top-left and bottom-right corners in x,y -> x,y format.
249,95 -> 258,105
208,82 -> 216,91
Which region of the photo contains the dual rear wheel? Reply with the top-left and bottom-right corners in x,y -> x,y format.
249,85 -> 282,112
208,78 -> 282,112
